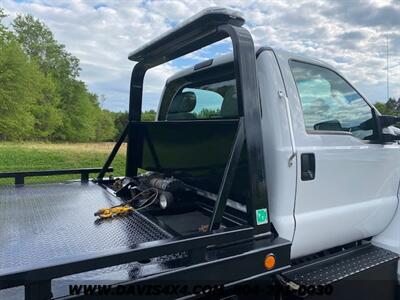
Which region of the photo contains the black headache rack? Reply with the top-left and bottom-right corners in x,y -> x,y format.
0,8 -> 291,299
100,7 -> 272,236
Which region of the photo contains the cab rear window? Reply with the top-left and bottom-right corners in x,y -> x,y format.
166,79 -> 238,120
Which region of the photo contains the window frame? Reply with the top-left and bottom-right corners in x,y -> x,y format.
288,59 -> 381,143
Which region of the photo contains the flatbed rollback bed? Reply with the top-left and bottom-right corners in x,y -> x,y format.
0,8 -> 399,300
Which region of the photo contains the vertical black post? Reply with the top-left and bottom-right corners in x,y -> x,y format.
25,281 -> 52,300
81,171 -> 89,183
15,175 -> 24,185
126,64 -> 147,177
373,108 -> 384,144
218,25 -> 270,235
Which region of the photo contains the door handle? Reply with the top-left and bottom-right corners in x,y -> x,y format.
301,153 -> 315,181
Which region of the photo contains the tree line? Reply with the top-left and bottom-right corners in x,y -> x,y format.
1,9 -> 399,142
374,98 -> 400,117
0,9 -> 156,142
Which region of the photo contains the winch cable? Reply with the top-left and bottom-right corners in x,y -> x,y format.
94,187 -> 159,219
135,188 -> 159,211
125,187 -> 158,207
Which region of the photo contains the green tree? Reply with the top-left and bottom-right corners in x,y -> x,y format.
112,110 -> 156,139
195,108 -> 221,119
374,102 -> 389,114
113,111 -> 129,138
142,109 -> 156,121
12,14 -> 80,80
375,98 -> 400,128
375,98 -> 400,116
95,109 -> 117,142
30,73 -> 63,139
55,80 -> 98,141
0,11 -> 45,140
11,14 -> 117,142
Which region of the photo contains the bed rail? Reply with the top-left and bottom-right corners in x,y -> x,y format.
0,167 -> 113,185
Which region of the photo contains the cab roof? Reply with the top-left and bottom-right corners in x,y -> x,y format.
166,47 -> 336,83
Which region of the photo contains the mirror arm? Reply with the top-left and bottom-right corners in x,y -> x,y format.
382,133 -> 400,143
372,109 -> 384,144
380,115 -> 400,128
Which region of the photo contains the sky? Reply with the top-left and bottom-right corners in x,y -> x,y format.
1,0 -> 399,112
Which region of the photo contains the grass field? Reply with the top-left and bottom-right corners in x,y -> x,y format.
0,142 -> 126,185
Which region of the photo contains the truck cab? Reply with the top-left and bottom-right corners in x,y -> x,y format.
157,47 -> 400,265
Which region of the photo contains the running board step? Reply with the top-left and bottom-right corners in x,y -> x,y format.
282,244 -> 398,286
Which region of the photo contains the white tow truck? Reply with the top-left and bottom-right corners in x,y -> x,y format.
159,47 -> 400,263
0,7 -> 399,300
153,9 -> 400,298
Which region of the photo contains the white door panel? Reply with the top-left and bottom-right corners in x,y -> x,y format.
296,145 -> 400,212
292,143 -> 400,258
278,58 -> 400,258
294,196 -> 398,257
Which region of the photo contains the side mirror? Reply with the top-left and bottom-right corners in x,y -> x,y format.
378,115 -> 400,128
357,114 -> 400,143
378,115 -> 400,143
359,115 -> 400,131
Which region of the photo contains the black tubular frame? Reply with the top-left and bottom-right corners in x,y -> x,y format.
120,9 -> 270,235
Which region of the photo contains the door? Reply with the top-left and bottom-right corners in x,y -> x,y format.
287,60 -> 400,258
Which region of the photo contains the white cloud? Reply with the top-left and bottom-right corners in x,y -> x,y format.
1,0 -> 399,112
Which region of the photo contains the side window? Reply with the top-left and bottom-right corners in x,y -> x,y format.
289,61 -> 376,140
166,79 -> 238,120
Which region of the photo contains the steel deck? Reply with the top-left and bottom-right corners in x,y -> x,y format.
0,182 -> 184,298
0,182 -> 171,273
